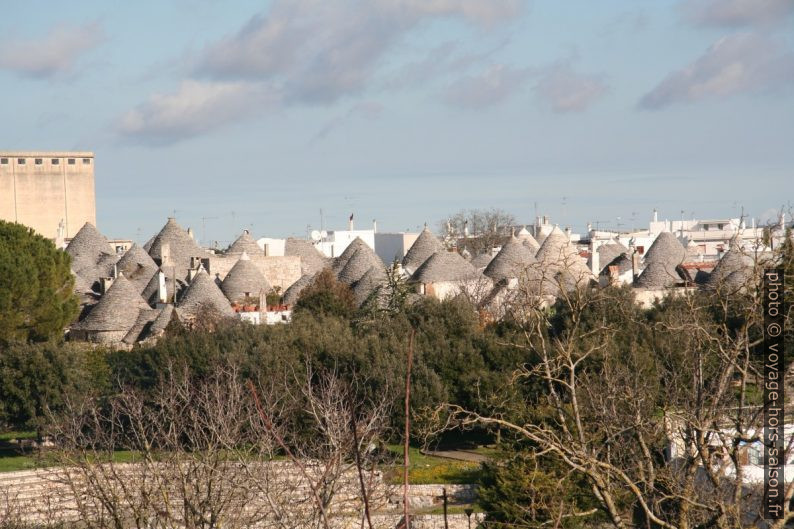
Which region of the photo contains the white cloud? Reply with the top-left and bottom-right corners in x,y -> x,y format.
0,22 -> 104,79
443,64 -> 530,108
196,0 -> 525,104
532,62 -> 608,113
442,60 -> 607,112
681,0 -> 794,27
120,0 -> 525,144
117,80 -> 279,145
639,33 -> 794,109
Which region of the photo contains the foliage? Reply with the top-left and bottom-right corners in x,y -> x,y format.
0,221 -> 79,344
478,451 -> 600,528
0,342 -> 109,431
294,268 -> 356,319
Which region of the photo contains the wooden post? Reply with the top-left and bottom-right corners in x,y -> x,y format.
443,487 -> 449,529
402,329 -> 415,529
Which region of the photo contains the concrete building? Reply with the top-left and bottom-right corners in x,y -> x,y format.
0,151 -> 96,239
374,231 -> 420,265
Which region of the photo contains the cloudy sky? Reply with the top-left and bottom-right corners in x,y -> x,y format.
1,0 -> 792,245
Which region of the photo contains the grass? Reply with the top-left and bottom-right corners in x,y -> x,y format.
0,429 -> 145,473
384,445 -> 482,485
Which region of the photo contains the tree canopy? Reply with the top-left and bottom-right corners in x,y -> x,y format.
0,221 -> 79,344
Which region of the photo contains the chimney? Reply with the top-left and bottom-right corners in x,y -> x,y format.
631,251 -> 640,282
564,227 -> 572,239
653,209 -> 658,223
160,242 -> 171,266
590,241 -> 600,276
112,263 -> 118,279
372,219 -> 377,233
187,227 -> 194,240
348,213 -> 354,231
100,276 -> 114,294
157,270 -> 168,305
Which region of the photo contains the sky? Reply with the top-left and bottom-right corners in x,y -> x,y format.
1,0 -> 793,246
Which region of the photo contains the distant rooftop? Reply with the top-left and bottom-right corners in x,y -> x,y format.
0,151 -> 94,157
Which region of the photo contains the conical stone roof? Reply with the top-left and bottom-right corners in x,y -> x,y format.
590,241 -> 628,274
535,226 -> 576,265
599,253 -> 632,276
705,246 -> 753,291
470,252 -> 495,270
402,227 -> 444,274
332,237 -> 371,274
117,244 -> 158,294
176,269 -> 235,319
220,252 -> 271,303
285,238 -> 329,275
351,266 -> 388,307
228,230 -> 263,256
337,247 -> 384,285
412,251 -> 479,283
145,218 -> 208,278
636,261 -> 682,289
516,226 -> 540,251
72,275 -> 150,332
643,231 -> 686,267
282,274 -> 315,306
484,236 -> 537,281
66,222 -> 113,277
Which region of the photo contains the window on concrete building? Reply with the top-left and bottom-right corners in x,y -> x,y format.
636,245 -> 645,254
52,159 -> 59,165
35,158 -> 43,165
82,158 -> 91,164
68,158 -> 76,165
717,223 -> 724,230
0,158 -> 7,165
17,158 -> 25,164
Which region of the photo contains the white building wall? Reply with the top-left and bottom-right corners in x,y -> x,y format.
316,229 -> 375,258
257,237 -> 286,256
374,232 -> 419,265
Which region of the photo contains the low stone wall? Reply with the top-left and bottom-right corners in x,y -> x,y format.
0,465 -> 483,528
391,484 -> 479,509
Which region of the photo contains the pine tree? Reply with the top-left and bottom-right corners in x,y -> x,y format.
0,220 -> 79,344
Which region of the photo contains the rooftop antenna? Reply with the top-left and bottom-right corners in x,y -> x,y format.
561,196 -> 568,224
201,216 -> 218,247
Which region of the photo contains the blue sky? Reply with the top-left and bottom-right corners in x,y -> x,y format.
1,0 -> 792,245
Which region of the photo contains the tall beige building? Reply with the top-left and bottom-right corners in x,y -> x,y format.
0,151 -> 96,239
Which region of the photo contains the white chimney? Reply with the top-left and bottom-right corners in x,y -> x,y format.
653,209 -> 658,223
564,227 -> 572,239
187,227 -> 194,240
590,241 -> 600,276
157,271 -> 168,305
373,219 -> 377,233
100,276 -> 114,294
160,242 -> 171,266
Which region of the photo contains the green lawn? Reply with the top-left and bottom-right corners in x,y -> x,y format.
0,429 -> 143,473
384,445 -> 482,485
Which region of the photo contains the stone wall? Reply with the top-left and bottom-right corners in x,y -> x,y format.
0,466 -> 483,528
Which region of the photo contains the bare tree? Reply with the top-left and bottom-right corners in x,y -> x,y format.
42,363 -> 392,529
442,208 -> 516,256
430,246 -> 794,529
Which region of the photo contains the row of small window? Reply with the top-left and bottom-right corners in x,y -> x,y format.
0,157 -> 91,165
